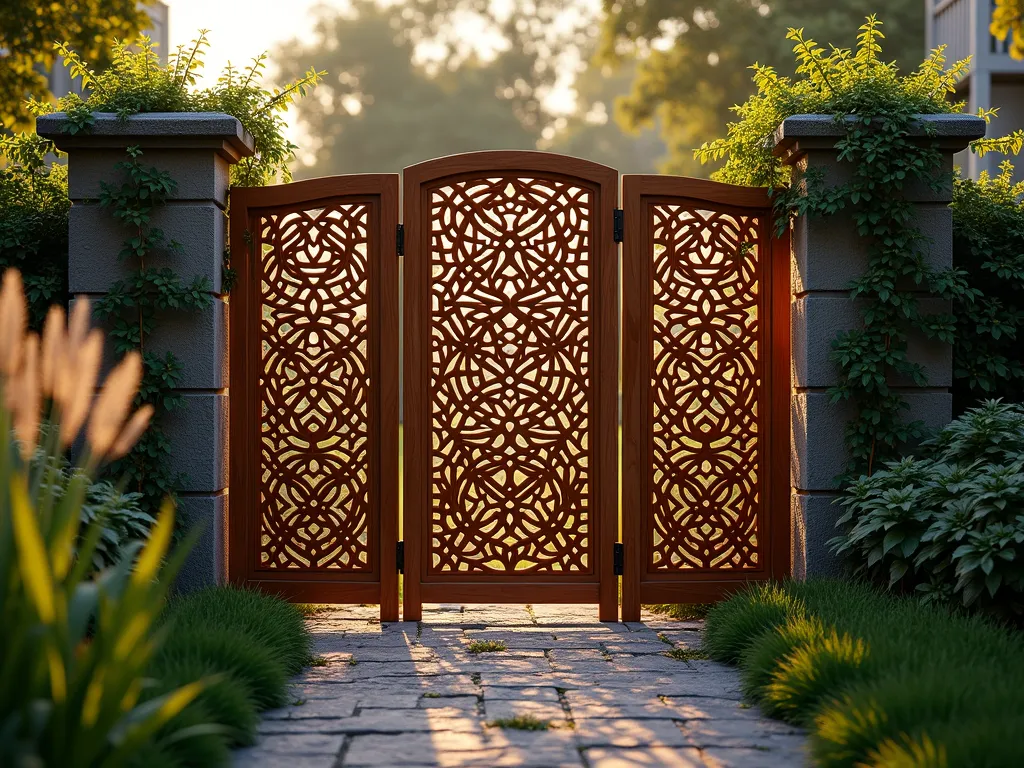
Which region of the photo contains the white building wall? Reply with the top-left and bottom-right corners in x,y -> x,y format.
47,2 -> 170,99
928,0 -> 1024,180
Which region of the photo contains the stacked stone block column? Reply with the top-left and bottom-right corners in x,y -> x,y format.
37,112 -> 254,591
773,114 -> 986,579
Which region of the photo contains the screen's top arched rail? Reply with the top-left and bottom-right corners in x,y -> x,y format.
230,173 -> 400,213
404,150 -> 618,192
621,175 -> 774,210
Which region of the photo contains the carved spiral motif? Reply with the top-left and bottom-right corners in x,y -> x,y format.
650,205 -> 761,570
259,204 -> 372,571
429,177 -> 592,574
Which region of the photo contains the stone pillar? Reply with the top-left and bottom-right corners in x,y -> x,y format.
772,113 -> 986,579
37,112 -> 254,591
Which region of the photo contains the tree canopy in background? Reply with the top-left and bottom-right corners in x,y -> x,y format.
275,0 -> 536,175
276,0 -> 934,179
275,0 -> 664,176
599,0 -> 924,174
544,55 -> 666,172
0,0 -> 149,132
1,0 -> 1017,175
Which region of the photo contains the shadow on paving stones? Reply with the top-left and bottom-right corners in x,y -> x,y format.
231,604 -> 808,768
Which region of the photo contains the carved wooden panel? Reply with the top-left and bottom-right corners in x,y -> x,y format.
428,176 -> 593,574
258,202 -> 372,571
649,204 -> 761,571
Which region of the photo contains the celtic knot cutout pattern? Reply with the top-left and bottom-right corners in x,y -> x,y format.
258,203 -> 373,571
429,176 -> 592,574
650,204 -> 761,571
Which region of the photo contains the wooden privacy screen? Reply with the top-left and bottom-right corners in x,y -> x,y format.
620,176 -> 790,622
229,176 -> 400,620
402,152 -> 619,621
227,157 -> 791,622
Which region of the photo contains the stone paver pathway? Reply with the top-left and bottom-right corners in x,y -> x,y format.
233,604 -> 806,767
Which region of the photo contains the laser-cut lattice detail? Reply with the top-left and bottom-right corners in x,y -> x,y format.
258,203 -> 372,571
429,177 -> 592,574
650,205 -> 761,570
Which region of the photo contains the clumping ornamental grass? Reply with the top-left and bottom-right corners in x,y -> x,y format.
0,270 -> 211,768
163,586 -> 312,675
702,582 -> 804,664
705,579 -> 1024,767
154,625 -> 290,711
147,655 -> 260,747
145,586 -> 314,765
129,739 -> 201,768
739,615 -> 826,702
144,700 -> 231,768
761,629 -> 868,726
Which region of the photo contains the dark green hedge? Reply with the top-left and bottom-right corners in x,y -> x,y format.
951,163 -> 1024,412
0,134 -> 69,328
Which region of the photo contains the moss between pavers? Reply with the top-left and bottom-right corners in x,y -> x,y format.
486,715 -> 551,731
664,647 -> 710,662
467,640 -> 508,654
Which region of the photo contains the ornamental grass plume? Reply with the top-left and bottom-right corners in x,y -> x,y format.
0,266 -> 206,766
0,268 -> 153,466
0,269 -> 26,375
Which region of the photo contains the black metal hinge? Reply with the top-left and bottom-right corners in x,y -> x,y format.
396,541 -> 405,574
613,209 -> 624,243
613,542 -> 624,576
396,224 -> 405,256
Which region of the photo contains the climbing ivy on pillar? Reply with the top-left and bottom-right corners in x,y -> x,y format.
95,146 -> 213,512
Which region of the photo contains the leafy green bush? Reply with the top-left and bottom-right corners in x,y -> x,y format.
832,400 -> 1024,617
694,18 -> 968,189
34,32 -> 324,187
704,579 -> 1024,767
951,162 -> 1024,411
0,133 -> 69,328
31,445 -> 155,572
77,477 -> 152,569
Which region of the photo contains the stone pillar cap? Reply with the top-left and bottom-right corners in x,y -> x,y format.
772,113 -> 987,164
37,112 -> 255,163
